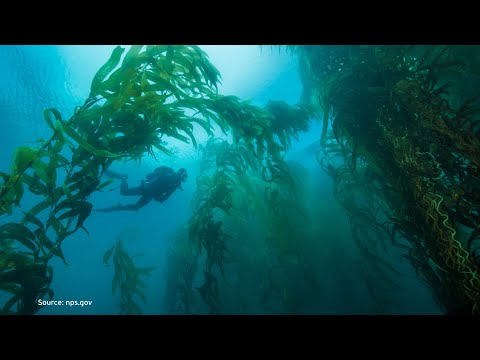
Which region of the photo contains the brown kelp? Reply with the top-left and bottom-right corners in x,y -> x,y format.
296,45 -> 480,314
103,238 -> 156,314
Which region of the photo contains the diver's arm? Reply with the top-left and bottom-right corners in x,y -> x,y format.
157,195 -> 168,202
155,188 -> 176,202
145,173 -> 156,182
154,192 -> 169,202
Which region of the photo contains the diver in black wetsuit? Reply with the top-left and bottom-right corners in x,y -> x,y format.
94,166 -> 188,212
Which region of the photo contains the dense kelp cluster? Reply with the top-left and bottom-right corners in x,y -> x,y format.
0,45 -> 210,313
164,93 -> 314,313
0,45 -> 225,313
164,137 -> 321,314
190,98 -> 311,314
0,45 -> 312,314
296,45 -> 480,314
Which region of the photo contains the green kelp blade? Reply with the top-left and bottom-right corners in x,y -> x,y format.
12,146 -> 38,173
90,46 -> 125,96
112,256 -> 121,295
0,223 -> 37,252
34,228 -> 68,265
43,108 -> 63,132
103,245 -> 115,266
60,122 -> 121,158
97,179 -> 115,191
121,45 -> 144,68
21,211 -> 44,229
3,294 -> 21,312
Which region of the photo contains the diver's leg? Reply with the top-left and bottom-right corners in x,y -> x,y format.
94,196 -> 152,212
132,195 -> 152,210
120,179 -> 144,196
105,170 -> 128,180
94,204 -> 125,213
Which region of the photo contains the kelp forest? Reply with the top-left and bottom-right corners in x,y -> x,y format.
0,45 -> 479,315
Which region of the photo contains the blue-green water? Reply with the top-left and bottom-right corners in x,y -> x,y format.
0,45 -> 441,314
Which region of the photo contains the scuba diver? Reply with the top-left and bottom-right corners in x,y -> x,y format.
94,166 -> 188,212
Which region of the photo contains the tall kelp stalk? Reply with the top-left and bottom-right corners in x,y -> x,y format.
164,227 -> 199,314
296,45 -> 480,314
255,160 -> 311,313
188,139 -> 253,314
165,139 -> 310,314
103,238 -> 156,314
164,96 -> 312,313
163,139 -> 253,314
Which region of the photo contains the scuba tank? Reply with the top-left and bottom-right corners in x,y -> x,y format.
144,166 -> 178,194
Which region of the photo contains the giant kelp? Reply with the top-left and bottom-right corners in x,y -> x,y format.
165,137 -> 313,314
0,45 -> 215,313
188,139 -> 254,313
164,227 -> 199,314
0,46 -> 249,312
165,93 -> 312,314
189,99 -> 311,314
296,45 -> 480,314
103,238 -> 156,314
0,45 -> 314,314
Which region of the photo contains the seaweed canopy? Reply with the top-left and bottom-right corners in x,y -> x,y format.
0,45 -> 226,313
297,45 -> 480,314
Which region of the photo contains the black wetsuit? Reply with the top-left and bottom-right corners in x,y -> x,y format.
95,168 -> 183,212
